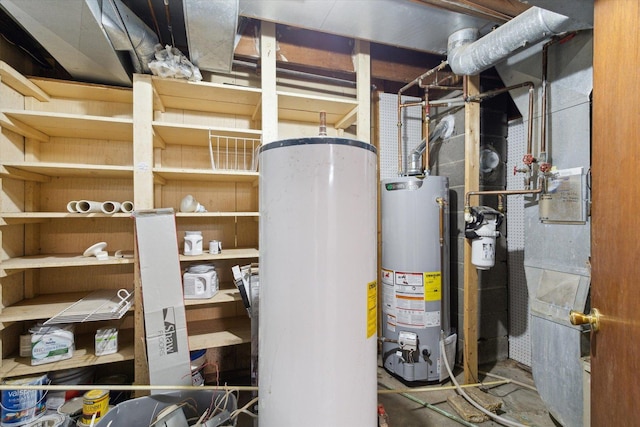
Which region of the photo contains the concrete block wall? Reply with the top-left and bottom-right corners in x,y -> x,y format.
432,88 -> 510,364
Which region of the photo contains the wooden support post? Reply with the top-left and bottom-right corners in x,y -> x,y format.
260,22 -> 278,144
355,40 -> 371,143
133,74 -> 154,210
463,74 -> 480,384
132,74 -> 154,391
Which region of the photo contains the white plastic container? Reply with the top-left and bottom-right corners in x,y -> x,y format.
183,265 -> 218,299
183,231 -> 203,256
259,137 -> 378,427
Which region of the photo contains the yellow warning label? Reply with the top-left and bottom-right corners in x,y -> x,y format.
423,272 -> 441,301
367,280 -> 377,338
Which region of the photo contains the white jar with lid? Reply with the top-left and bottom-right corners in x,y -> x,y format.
184,231 -> 203,256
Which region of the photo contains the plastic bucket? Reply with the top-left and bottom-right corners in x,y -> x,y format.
46,367 -> 94,411
190,349 -> 206,386
1,374 -> 48,427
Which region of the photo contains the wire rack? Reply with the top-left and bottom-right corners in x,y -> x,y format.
208,131 -> 261,172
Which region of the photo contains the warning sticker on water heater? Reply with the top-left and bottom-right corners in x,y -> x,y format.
394,271 -> 426,327
423,272 -> 442,301
367,280 -> 377,339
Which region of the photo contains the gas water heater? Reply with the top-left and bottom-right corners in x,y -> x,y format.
381,175 -> 453,382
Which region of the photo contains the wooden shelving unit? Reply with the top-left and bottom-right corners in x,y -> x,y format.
0,39 -> 367,384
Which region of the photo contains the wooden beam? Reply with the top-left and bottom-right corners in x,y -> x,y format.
463,74 -> 480,384
260,22 -> 278,144
133,74 -> 154,210
355,40 -> 371,142
0,61 -> 50,101
234,22 -> 449,86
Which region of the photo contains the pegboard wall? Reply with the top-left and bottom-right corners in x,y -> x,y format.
378,93 -> 423,180
506,118 -> 531,367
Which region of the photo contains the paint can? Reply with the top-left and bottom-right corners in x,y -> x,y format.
0,374 -> 48,427
80,390 -> 108,425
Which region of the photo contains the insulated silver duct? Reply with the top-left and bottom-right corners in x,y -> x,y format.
101,0 -> 158,74
447,7 -> 572,76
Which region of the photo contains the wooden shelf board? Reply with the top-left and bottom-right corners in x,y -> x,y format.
30,77 -> 133,103
176,212 -> 258,218
0,291 -> 133,323
2,254 -> 135,271
0,62 -> 50,101
179,248 -> 259,262
1,162 -> 133,180
153,122 -> 261,147
187,317 -> 250,350
1,212 -> 132,219
184,288 -> 242,307
2,109 -> 133,140
0,329 -> 134,379
152,77 -> 261,115
277,91 -> 358,124
154,168 -> 258,183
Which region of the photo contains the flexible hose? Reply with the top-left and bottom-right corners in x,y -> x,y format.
440,334 -> 529,427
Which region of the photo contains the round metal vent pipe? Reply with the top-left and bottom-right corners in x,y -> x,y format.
447,7 -> 572,75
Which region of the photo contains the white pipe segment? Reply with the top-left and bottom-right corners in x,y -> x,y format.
447,7 -> 571,75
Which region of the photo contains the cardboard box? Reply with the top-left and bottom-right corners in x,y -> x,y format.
134,209 -> 192,387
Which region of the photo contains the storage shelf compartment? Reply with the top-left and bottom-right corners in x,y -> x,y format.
153,168 -> 258,183
175,212 -> 259,218
152,77 -> 261,115
187,316 -> 250,350
1,109 -> 133,142
277,91 -> 358,128
153,122 -> 261,147
0,291 -> 134,323
1,162 -> 134,181
2,254 -> 135,272
183,288 -> 242,307
179,248 -> 258,262
0,212 -> 132,225
30,77 -> 133,104
0,329 -> 134,379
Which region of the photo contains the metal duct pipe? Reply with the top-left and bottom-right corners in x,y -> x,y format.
101,0 -> 158,74
447,7 -> 571,75
406,115 -> 455,176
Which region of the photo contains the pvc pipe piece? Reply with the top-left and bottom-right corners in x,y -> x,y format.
101,201 -> 121,214
76,200 -> 103,213
66,201 -> 78,213
120,201 -> 134,213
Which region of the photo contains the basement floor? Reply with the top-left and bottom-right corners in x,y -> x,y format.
235,359 -> 559,426
376,359 -> 558,427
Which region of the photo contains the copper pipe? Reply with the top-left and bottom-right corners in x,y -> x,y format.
464,188 -> 542,210
424,85 -> 464,91
541,37 -> 550,161
397,61 -> 449,175
436,197 -> 447,247
465,81 -> 533,102
147,0 -> 162,44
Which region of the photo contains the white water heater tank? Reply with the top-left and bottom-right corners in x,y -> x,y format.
259,137 -> 378,427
